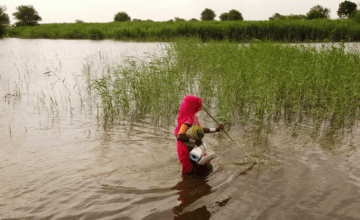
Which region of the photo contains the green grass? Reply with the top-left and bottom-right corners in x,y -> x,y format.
5,19 -> 360,42
87,39 -> 360,132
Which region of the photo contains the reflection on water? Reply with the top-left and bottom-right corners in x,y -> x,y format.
1,39 -> 360,219
172,174 -> 213,216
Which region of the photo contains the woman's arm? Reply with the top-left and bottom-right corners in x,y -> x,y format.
204,123 -> 224,133
177,134 -> 202,146
176,123 -> 202,146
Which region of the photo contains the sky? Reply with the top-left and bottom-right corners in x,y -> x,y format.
2,0 -> 360,24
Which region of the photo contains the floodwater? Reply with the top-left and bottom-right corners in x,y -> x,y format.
1,38 -> 360,220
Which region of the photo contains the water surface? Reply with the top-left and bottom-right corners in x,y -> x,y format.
1,38 -> 360,220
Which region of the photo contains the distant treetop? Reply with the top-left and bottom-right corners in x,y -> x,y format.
201,8 -> 216,21
13,5 -> 42,26
114,12 -> 131,22
227,9 -> 243,21
269,13 -> 305,21
337,0 -> 357,18
0,5 -> 10,26
307,9 -> 327,20
219,9 -> 243,21
219,12 -> 229,21
310,5 -> 331,18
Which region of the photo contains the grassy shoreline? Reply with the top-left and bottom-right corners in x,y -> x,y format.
5,19 -> 360,42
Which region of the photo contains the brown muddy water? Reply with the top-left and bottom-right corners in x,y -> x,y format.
1,38 -> 360,220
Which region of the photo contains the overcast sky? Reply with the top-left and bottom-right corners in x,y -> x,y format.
2,0 -> 360,24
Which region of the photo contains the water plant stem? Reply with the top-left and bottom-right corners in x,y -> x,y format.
202,105 -> 256,164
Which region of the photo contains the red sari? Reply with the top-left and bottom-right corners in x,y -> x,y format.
174,95 -> 202,174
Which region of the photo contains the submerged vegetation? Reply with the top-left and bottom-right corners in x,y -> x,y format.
5,19 -> 360,42
87,39 -> 360,132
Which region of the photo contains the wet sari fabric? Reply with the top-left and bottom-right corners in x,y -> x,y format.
175,95 -> 202,173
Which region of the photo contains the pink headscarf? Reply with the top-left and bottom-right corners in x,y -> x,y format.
175,95 -> 202,174
174,95 -> 202,136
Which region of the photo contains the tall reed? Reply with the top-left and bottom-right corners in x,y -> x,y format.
88,39 -> 360,131
173,39 -> 360,131
86,51 -> 196,125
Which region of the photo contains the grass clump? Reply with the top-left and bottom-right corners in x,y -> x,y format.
86,52 -> 197,125
88,39 -> 360,132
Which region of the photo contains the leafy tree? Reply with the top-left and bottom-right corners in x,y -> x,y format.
310,5 -> 331,18
114,12 -> 131,22
337,0 -> 357,18
0,5 -> 10,26
228,9 -> 243,21
219,12 -> 229,21
13,5 -> 42,26
75,19 -> 84,23
133,18 -> 142,22
307,9 -> 327,20
201,8 -> 216,21
189,18 -> 198,22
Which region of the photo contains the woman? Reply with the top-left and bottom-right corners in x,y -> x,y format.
175,95 -> 224,175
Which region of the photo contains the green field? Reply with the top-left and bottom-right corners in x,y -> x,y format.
87,39 -> 360,132
5,19 -> 360,42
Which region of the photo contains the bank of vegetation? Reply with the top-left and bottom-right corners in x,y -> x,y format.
5,19 -> 360,42
87,39 -> 360,132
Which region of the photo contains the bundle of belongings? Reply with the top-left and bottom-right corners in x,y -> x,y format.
184,125 -> 215,165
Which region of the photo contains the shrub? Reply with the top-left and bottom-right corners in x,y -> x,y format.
89,28 -> 104,40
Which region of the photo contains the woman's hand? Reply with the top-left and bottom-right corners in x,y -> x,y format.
217,123 -> 225,131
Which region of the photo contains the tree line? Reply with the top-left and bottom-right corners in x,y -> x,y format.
0,0 -> 359,28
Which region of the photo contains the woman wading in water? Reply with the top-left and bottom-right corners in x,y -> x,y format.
175,95 -> 224,175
